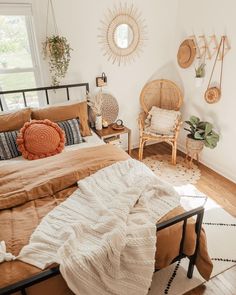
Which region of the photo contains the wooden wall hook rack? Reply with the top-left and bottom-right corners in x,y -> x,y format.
208,35 -> 219,59
198,35 -> 211,60
190,35 -> 201,59
221,35 -> 231,60
190,34 -> 231,61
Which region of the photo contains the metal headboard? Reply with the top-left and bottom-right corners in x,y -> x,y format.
0,83 -> 90,111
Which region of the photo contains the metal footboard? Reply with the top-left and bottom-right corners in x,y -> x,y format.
0,266 -> 60,295
0,206 -> 204,295
155,206 -> 205,279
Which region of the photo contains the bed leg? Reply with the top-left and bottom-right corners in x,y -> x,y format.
187,209 -> 204,279
21,289 -> 27,295
187,258 -> 194,278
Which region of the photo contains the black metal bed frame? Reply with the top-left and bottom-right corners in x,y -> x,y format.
0,206 -> 204,295
155,206 -> 204,278
0,83 -> 204,295
0,83 -> 90,111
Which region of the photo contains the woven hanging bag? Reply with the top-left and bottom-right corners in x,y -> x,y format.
205,37 -> 225,104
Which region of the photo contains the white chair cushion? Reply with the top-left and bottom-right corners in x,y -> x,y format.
145,106 -> 181,136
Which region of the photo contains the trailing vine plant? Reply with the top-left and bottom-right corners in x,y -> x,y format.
43,35 -> 72,86
43,0 -> 73,86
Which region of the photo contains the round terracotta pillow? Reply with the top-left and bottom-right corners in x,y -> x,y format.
17,119 -> 65,160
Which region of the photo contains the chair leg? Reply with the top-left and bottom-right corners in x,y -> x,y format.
140,141 -> 144,161
172,142 -> 177,165
138,137 -> 143,160
139,139 -> 146,161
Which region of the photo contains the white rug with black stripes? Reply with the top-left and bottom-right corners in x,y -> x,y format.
148,184 -> 236,295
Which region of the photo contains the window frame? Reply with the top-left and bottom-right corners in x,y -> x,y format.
0,3 -> 43,110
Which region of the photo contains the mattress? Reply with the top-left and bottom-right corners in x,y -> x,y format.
65,131 -> 105,150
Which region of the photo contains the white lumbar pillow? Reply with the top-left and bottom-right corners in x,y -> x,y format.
145,106 -> 181,135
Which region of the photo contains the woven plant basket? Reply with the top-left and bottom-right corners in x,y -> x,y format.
186,136 -> 204,156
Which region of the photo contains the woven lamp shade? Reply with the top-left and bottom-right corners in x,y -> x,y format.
140,79 -> 183,113
17,120 -> 65,160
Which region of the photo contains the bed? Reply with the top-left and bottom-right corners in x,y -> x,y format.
0,83 -> 213,295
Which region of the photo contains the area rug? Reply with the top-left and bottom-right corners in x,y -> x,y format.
143,154 -> 201,186
148,184 -> 236,295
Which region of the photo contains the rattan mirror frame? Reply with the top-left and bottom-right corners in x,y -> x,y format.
98,3 -> 147,66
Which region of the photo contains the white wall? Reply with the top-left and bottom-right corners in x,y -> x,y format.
2,0 -> 235,182
31,0 -> 179,147
174,0 -> 236,182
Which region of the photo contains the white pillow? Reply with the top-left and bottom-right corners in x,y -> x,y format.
145,106 -> 181,135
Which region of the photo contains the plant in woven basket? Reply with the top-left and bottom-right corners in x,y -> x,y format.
184,116 -> 219,149
43,35 -> 72,86
195,63 -> 206,78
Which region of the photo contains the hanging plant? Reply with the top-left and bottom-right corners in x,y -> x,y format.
43,35 -> 72,86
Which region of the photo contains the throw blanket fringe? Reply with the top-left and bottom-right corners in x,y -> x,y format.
18,159 -> 180,295
0,241 -> 16,263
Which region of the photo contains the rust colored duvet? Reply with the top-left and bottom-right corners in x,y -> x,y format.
0,145 -> 212,294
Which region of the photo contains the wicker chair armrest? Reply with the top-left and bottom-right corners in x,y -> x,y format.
138,112 -> 147,131
174,119 -> 183,139
175,120 -> 183,131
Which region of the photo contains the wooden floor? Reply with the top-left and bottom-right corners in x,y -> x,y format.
132,143 -> 236,295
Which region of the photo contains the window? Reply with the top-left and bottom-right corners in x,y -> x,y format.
0,4 -> 41,110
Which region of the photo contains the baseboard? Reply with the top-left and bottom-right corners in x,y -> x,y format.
177,143 -> 236,184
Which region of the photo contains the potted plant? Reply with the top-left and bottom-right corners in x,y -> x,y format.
184,115 -> 220,154
87,91 -> 103,130
195,63 -> 206,88
43,35 -> 72,86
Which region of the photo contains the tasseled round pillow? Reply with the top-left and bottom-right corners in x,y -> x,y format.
17,119 -> 65,160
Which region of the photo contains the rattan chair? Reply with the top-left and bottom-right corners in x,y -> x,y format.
138,79 -> 183,164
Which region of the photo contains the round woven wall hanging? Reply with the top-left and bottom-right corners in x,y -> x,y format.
101,93 -> 119,124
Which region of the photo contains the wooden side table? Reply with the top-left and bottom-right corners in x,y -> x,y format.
93,125 -> 132,155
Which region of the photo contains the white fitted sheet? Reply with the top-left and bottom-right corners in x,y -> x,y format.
0,131 -> 104,167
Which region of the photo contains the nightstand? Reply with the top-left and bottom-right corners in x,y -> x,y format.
93,125 -> 132,155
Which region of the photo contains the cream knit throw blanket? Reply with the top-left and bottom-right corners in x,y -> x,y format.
18,159 -> 180,295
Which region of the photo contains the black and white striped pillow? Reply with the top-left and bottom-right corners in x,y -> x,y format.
57,118 -> 84,146
0,130 -> 21,160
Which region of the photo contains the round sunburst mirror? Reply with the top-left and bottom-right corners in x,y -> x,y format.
98,3 -> 147,66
